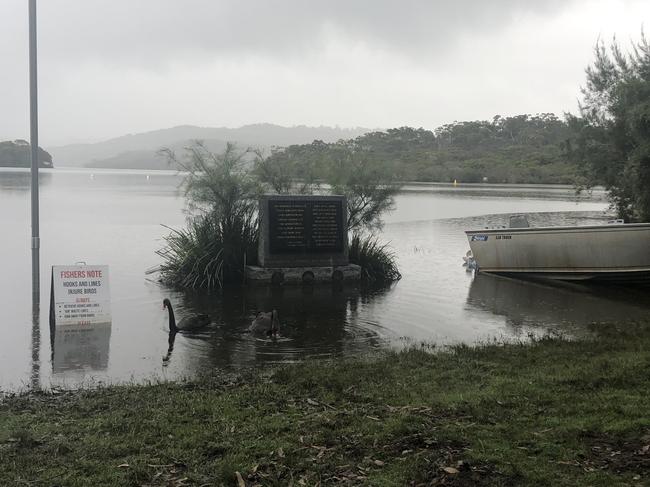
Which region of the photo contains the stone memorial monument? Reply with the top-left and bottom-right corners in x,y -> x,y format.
246,195 -> 361,284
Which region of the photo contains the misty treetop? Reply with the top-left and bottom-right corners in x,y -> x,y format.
262,114 -> 575,185
0,140 -> 53,168
256,139 -> 401,232
567,32 -> 650,221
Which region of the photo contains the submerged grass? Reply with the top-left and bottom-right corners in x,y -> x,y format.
349,233 -> 401,283
156,218 -> 226,289
1,323 -> 649,486
156,214 -> 258,289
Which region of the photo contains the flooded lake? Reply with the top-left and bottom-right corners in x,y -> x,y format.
2,168 -> 649,392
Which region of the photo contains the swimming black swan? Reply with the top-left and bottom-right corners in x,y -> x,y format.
163,298 -> 210,333
250,309 -> 280,337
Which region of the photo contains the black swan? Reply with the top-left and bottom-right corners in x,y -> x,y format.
250,309 -> 280,337
163,298 -> 210,333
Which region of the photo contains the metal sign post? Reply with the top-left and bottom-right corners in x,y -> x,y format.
29,0 -> 40,304
29,0 -> 41,391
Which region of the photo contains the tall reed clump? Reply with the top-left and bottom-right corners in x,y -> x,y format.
156,142 -> 260,289
348,233 -> 401,283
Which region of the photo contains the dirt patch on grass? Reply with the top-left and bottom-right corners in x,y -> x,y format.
237,433 -> 517,486
581,431 -> 650,476
398,442 -> 519,487
417,463 -> 518,487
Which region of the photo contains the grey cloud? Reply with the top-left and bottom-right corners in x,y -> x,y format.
30,0 -> 578,68
1,0 -> 647,145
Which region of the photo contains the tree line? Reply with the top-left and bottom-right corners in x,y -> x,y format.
0,140 -> 53,168
261,113 -> 576,186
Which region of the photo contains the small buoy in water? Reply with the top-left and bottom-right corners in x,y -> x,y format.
453,179 -> 458,187
90,173 -> 95,180
146,174 -> 150,181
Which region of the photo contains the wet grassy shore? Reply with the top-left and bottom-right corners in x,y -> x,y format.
1,323 -> 649,486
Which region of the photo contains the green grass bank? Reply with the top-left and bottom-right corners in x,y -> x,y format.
1,323 -> 649,486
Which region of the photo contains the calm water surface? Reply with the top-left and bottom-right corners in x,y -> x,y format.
2,168 -> 648,392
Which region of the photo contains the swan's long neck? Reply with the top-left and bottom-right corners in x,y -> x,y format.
167,304 -> 178,333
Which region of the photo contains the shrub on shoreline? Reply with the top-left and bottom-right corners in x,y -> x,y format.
349,232 -> 401,283
156,214 -> 258,289
157,142 -> 259,288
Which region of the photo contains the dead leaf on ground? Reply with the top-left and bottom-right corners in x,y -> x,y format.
235,471 -> 246,487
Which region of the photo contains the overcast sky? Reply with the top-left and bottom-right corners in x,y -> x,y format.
1,0 -> 648,146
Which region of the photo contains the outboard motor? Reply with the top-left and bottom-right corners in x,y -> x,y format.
462,250 -> 478,272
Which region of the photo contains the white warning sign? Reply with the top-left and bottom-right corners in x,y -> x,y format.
50,265 -> 111,326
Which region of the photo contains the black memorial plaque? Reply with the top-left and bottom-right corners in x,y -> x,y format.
269,199 -> 344,254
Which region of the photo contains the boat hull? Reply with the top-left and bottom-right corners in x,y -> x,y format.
466,223 -> 650,281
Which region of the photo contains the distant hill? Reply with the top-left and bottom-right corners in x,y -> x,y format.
0,140 -> 53,168
47,124 -> 371,169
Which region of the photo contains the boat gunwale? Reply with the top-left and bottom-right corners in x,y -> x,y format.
465,222 -> 650,235
477,265 -> 650,273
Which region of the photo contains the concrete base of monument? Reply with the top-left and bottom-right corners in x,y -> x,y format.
245,264 -> 362,285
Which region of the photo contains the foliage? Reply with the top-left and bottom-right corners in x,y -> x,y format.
258,139 -> 401,232
156,216 -> 257,289
157,142 -> 260,288
567,33 -> 650,221
2,323 -> 650,485
254,141 -> 324,194
323,142 -> 401,232
263,115 -> 575,187
348,233 -> 401,283
157,218 -> 223,289
0,140 -> 53,168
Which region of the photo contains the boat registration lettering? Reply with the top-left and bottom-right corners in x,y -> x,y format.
471,235 -> 489,241
496,235 -> 512,240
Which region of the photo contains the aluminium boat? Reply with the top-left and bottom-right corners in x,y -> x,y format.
465,216 -> 650,281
